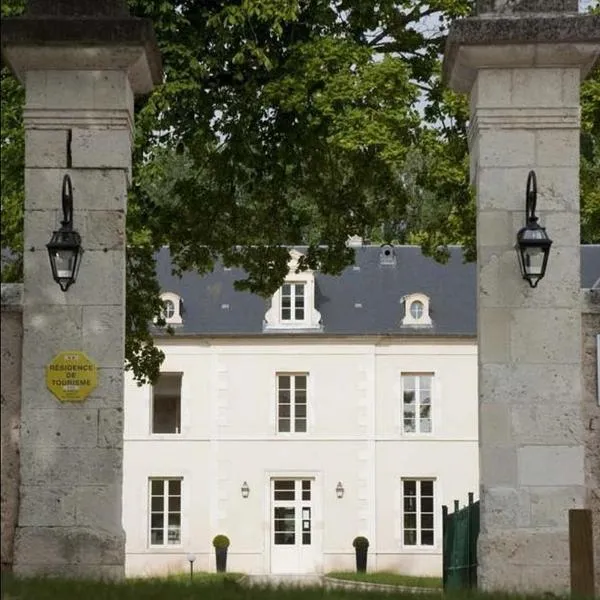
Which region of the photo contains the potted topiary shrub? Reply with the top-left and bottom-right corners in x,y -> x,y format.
212,534 -> 230,573
352,536 -> 369,573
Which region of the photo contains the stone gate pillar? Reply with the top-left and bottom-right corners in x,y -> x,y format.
443,1 -> 599,593
1,1 -> 161,578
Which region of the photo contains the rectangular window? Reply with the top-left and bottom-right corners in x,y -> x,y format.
402,479 -> 435,547
149,478 -> 182,546
277,374 -> 308,433
152,372 -> 182,434
402,373 -> 433,434
281,283 -> 305,322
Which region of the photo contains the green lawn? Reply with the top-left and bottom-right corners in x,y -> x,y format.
326,571 -> 443,589
1,575 -> 440,600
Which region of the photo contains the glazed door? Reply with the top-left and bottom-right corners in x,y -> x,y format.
270,479 -> 315,573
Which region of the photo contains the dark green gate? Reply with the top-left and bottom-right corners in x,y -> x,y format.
442,492 -> 479,590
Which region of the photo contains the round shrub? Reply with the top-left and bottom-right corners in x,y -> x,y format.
212,534 -> 230,549
352,536 -> 369,549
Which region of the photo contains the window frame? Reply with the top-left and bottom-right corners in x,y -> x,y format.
401,478 -> 436,549
159,292 -> 183,325
276,373 -> 309,434
280,282 -> 306,323
148,477 -> 183,548
401,293 -> 432,326
150,372 -> 182,436
401,373 -> 434,435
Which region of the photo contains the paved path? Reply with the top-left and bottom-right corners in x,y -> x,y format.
244,574 -> 323,587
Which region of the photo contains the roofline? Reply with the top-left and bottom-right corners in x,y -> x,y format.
153,333 -> 477,344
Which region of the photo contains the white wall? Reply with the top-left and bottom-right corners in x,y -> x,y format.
123,337 -> 478,577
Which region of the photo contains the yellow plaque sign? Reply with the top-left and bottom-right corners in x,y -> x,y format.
46,351 -> 98,402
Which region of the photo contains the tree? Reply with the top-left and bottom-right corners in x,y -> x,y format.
2,0 -> 598,383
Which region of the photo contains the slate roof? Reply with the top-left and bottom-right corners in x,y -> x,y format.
155,245 -> 600,338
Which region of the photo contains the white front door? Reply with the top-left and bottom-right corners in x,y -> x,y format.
270,478 -> 316,574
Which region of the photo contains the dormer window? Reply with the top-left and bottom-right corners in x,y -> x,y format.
281,283 -> 305,322
164,300 -> 176,320
264,250 -> 322,331
409,300 -> 424,320
160,292 -> 183,325
402,293 -> 432,327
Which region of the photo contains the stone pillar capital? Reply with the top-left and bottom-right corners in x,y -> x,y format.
1,7 -> 162,95
443,14 -> 600,93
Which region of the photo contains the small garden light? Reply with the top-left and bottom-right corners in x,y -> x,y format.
515,170 -> 553,288
46,174 -> 83,291
186,553 -> 196,582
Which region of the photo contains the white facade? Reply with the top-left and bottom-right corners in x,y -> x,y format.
123,336 -> 478,577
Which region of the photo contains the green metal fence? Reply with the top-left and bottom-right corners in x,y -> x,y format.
442,492 -> 479,591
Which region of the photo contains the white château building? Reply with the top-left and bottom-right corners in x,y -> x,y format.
122,244 -> 598,577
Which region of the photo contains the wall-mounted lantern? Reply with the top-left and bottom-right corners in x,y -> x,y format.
241,481 -> 250,498
336,481 -> 344,499
515,170 -> 552,288
46,174 -> 83,291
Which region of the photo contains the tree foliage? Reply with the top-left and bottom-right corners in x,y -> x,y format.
1,0 -> 598,383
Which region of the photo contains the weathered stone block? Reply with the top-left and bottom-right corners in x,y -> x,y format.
511,404 -> 583,445
473,69 -> 512,107
561,68 -> 581,105
480,363 -> 582,405
23,250 -> 125,307
478,130 -> 535,167
510,308 -> 581,363
480,486 -> 531,531
92,70 -> 134,113
21,304 -> 84,368
66,250 -> 126,307
81,210 -> 125,251
82,306 -> 125,368
480,445 -> 517,485
75,485 -> 123,533
20,446 -> 122,486
25,168 -> 129,212
477,166 -> 578,211
479,307 -> 510,363
479,246 -> 581,309
511,68 -> 565,107
21,408 -> 99,448
14,526 -> 124,567
477,210 -> 513,247
480,403 -> 512,445
518,445 -> 585,486
25,129 -> 67,168
536,129 -> 580,167
71,128 -> 131,174
98,409 -> 124,448
18,485 -> 77,526
20,446 -> 81,487
23,208 -> 56,251
479,529 -> 570,566
530,486 -> 586,527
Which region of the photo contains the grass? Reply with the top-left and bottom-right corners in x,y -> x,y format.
1,574 -> 443,600
1,573 -> 583,600
326,571 -> 443,589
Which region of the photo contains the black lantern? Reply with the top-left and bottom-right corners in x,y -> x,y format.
515,170 -> 552,288
336,481 -> 344,499
46,175 -> 83,291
